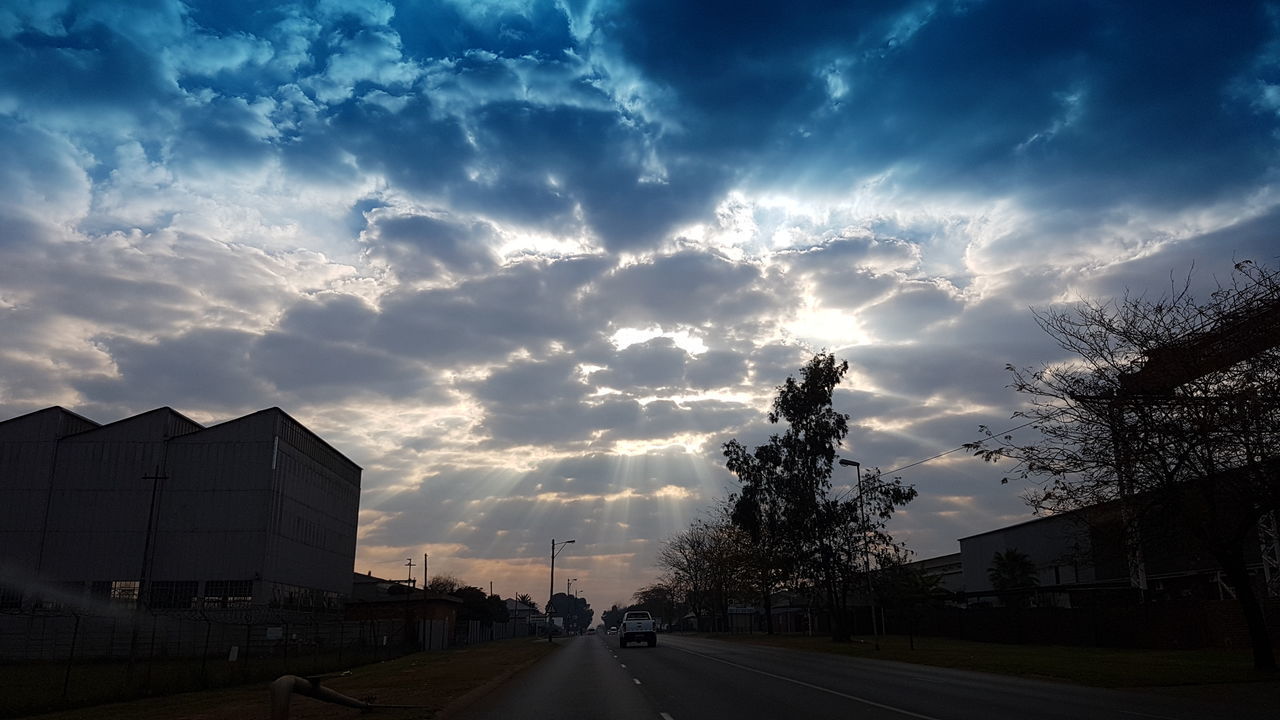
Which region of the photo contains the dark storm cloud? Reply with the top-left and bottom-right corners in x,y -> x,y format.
371,254 -> 611,364
684,350 -> 750,390
588,337 -> 689,391
460,101 -> 727,249
592,250 -> 781,327
329,94 -> 475,194
75,328 -> 270,412
75,320 -> 433,411
603,0 -> 1279,224
0,2 -> 182,127
250,330 -> 430,399
361,210 -> 500,279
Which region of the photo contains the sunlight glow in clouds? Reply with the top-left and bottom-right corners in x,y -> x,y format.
0,0 -> 1276,603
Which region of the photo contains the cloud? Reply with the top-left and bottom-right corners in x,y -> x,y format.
3,0 -> 1278,605
361,209 -> 500,279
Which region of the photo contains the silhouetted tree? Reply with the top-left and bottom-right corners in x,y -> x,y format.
425,573 -> 464,594
726,352 -> 917,640
515,592 -> 539,613
602,604 -> 626,629
632,582 -> 681,628
969,261 -> 1280,670
987,549 -> 1039,607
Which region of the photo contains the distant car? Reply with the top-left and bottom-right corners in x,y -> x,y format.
607,626 -> 618,635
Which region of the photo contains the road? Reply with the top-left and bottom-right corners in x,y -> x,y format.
452,634 -> 1265,720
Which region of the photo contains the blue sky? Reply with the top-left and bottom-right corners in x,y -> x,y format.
2,0 -> 1278,606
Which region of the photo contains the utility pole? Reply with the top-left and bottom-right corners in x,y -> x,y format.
839,458 -> 878,650
404,557 -> 415,587
549,539 -> 574,643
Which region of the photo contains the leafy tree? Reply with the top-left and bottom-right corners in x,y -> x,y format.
601,604 -> 626,629
548,592 -> 592,632
726,352 -> 917,640
876,551 -> 947,647
820,472 -> 916,639
454,586 -> 509,624
969,261 -> 1280,670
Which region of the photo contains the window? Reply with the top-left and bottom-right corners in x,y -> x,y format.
149,581 -> 198,609
204,580 -> 253,608
91,580 -> 140,607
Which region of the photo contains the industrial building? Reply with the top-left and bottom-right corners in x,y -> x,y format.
0,405 -> 361,613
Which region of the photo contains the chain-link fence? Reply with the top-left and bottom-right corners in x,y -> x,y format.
0,607 -> 428,718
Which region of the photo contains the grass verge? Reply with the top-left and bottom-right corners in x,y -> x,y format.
701,632 -> 1276,688
21,638 -> 555,720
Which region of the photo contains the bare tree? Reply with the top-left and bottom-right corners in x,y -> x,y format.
425,573 -> 464,595
970,261 -> 1280,670
655,522 -> 716,628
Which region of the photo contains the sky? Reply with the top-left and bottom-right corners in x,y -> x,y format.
2,0 -> 1279,609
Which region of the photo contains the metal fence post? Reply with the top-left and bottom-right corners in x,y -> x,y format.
243,623 -> 252,681
200,618 -> 211,687
145,613 -> 158,693
61,614 -> 81,701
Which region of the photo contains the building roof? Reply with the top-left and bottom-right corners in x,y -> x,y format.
0,405 -> 100,441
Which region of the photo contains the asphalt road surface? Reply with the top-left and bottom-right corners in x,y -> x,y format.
452,634 -> 1266,720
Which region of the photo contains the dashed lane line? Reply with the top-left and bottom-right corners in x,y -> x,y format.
667,644 -> 942,720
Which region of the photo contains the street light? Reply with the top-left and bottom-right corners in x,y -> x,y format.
566,578 -> 578,633
839,458 -> 878,650
549,539 -> 575,643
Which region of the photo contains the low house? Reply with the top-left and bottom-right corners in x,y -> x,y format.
345,571 -> 460,649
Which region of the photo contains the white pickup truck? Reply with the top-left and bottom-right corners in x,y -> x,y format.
619,610 -> 657,648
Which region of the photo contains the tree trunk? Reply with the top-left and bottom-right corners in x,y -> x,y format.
829,577 -> 850,642
1220,553 -> 1276,672
762,589 -> 773,634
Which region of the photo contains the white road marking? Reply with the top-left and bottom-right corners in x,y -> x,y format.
620,664 -> 627,668
634,678 -> 642,685
668,644 -> 942,720
660,713 -> 675,720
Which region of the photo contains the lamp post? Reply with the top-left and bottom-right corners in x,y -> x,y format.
567,578 -> 578,633
549,539 -> 575,643
839,458 -> 878,650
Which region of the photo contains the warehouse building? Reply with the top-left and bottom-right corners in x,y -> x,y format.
0,405 -> 361,613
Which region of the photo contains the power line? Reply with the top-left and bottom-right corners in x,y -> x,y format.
835,417 -> 1043,500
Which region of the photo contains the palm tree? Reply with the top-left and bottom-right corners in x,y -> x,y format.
515,592 -> 539,613
987,549 -> 1039,592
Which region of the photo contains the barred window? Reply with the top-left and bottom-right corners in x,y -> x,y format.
204,580 -> 253,608
149,581 -> 198,609
90,580 -> 140,607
